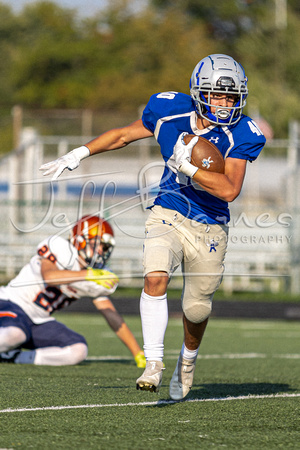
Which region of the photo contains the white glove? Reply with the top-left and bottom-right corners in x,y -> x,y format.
173,132 -> 199,178
39,146 -> 90,180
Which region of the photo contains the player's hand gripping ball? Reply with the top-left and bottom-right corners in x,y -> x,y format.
183,134 -> 225,174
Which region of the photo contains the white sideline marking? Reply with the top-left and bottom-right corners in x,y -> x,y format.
0,393 -> 299,414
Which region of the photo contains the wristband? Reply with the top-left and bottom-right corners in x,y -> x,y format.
179,160 -> 198,178
72,145 -> 90,161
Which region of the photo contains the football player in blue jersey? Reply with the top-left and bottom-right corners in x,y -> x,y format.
40,54 -> 266,399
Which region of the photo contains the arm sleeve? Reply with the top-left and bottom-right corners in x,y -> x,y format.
142,94 -> 160,133
36,236 -> 78,270
227,139 -> 265,162
227,118 -> 266,162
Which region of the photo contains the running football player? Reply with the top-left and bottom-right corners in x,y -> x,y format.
39,54 -> 266,399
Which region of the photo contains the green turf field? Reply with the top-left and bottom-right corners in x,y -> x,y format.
0,313 -> 299,449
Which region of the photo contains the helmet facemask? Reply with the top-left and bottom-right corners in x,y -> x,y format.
71,216 -> 115,269
79,235 -> 114,269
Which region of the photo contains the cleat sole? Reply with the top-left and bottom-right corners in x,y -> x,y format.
136,383 -> 159,393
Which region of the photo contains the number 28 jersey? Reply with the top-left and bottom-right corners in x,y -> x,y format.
142,92 -> 266,224
0,236 -> 117,324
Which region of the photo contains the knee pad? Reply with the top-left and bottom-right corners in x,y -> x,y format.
68,343 -> 88,365
182,299 -> 212,324
0,326 -> 26,352
182,271 -> 219,323
77,343 -> 88,362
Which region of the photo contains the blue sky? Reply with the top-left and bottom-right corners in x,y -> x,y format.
2,0 -> 110,16
1,0 -> 147,17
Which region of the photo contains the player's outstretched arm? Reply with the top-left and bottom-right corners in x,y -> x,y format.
40,258 -> 89,285
39,145 -> 90,180
39,119 -> 153,180
93,297 -> 146,367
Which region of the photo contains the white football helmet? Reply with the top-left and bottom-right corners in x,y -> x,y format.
190,54 -> 248,126
70,215 -> 115,268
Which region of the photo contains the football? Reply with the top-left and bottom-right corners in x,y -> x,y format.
183,134 -> 225,173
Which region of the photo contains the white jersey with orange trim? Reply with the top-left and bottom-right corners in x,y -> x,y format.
0,236 -> 117,324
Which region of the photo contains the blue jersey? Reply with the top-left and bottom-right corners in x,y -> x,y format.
142,91 -> 266,224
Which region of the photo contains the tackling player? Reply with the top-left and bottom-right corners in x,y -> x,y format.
0,215 -> 146,368
39,54 -> 266,399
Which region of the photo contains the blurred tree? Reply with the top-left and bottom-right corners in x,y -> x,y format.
236,1 -> 300,136
0,0 -> 298,146
87,7 -> 219,111
0,4 -> 20,105
150,0 -> 267,43
10,1 -> 101,107
149,0 -> 300,137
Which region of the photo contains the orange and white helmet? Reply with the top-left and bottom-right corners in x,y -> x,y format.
70,215 -> 115,268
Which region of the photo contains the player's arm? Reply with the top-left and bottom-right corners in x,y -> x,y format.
40,258 -> 87,286
40,119 -> 153,180
40,259 -> 119,292
93,297 -> 145,363
192,157 -> 247,202
93,297 -> 124,331
86,119 -> 153,155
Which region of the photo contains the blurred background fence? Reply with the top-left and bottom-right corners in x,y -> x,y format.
0,118 -> 299,294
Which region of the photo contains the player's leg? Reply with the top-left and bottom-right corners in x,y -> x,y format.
93,297 -> 146,368
136,206 -> 183,392
169,317 -> 208,401
0,301 -> 87,365
136,275 -> 168,392
32,343 -> 88,365
0,300 -> 29,360
15,320 -> 88,365
0,326 -> 27,352
141,272 -> 169,362
169,222 -> 228,400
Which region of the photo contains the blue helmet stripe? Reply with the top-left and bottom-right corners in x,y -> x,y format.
195,61 -> 204,86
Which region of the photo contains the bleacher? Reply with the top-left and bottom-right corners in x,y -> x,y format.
0,125 -> 299,293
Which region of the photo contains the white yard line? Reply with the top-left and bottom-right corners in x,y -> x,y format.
0,393 -> 299,414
